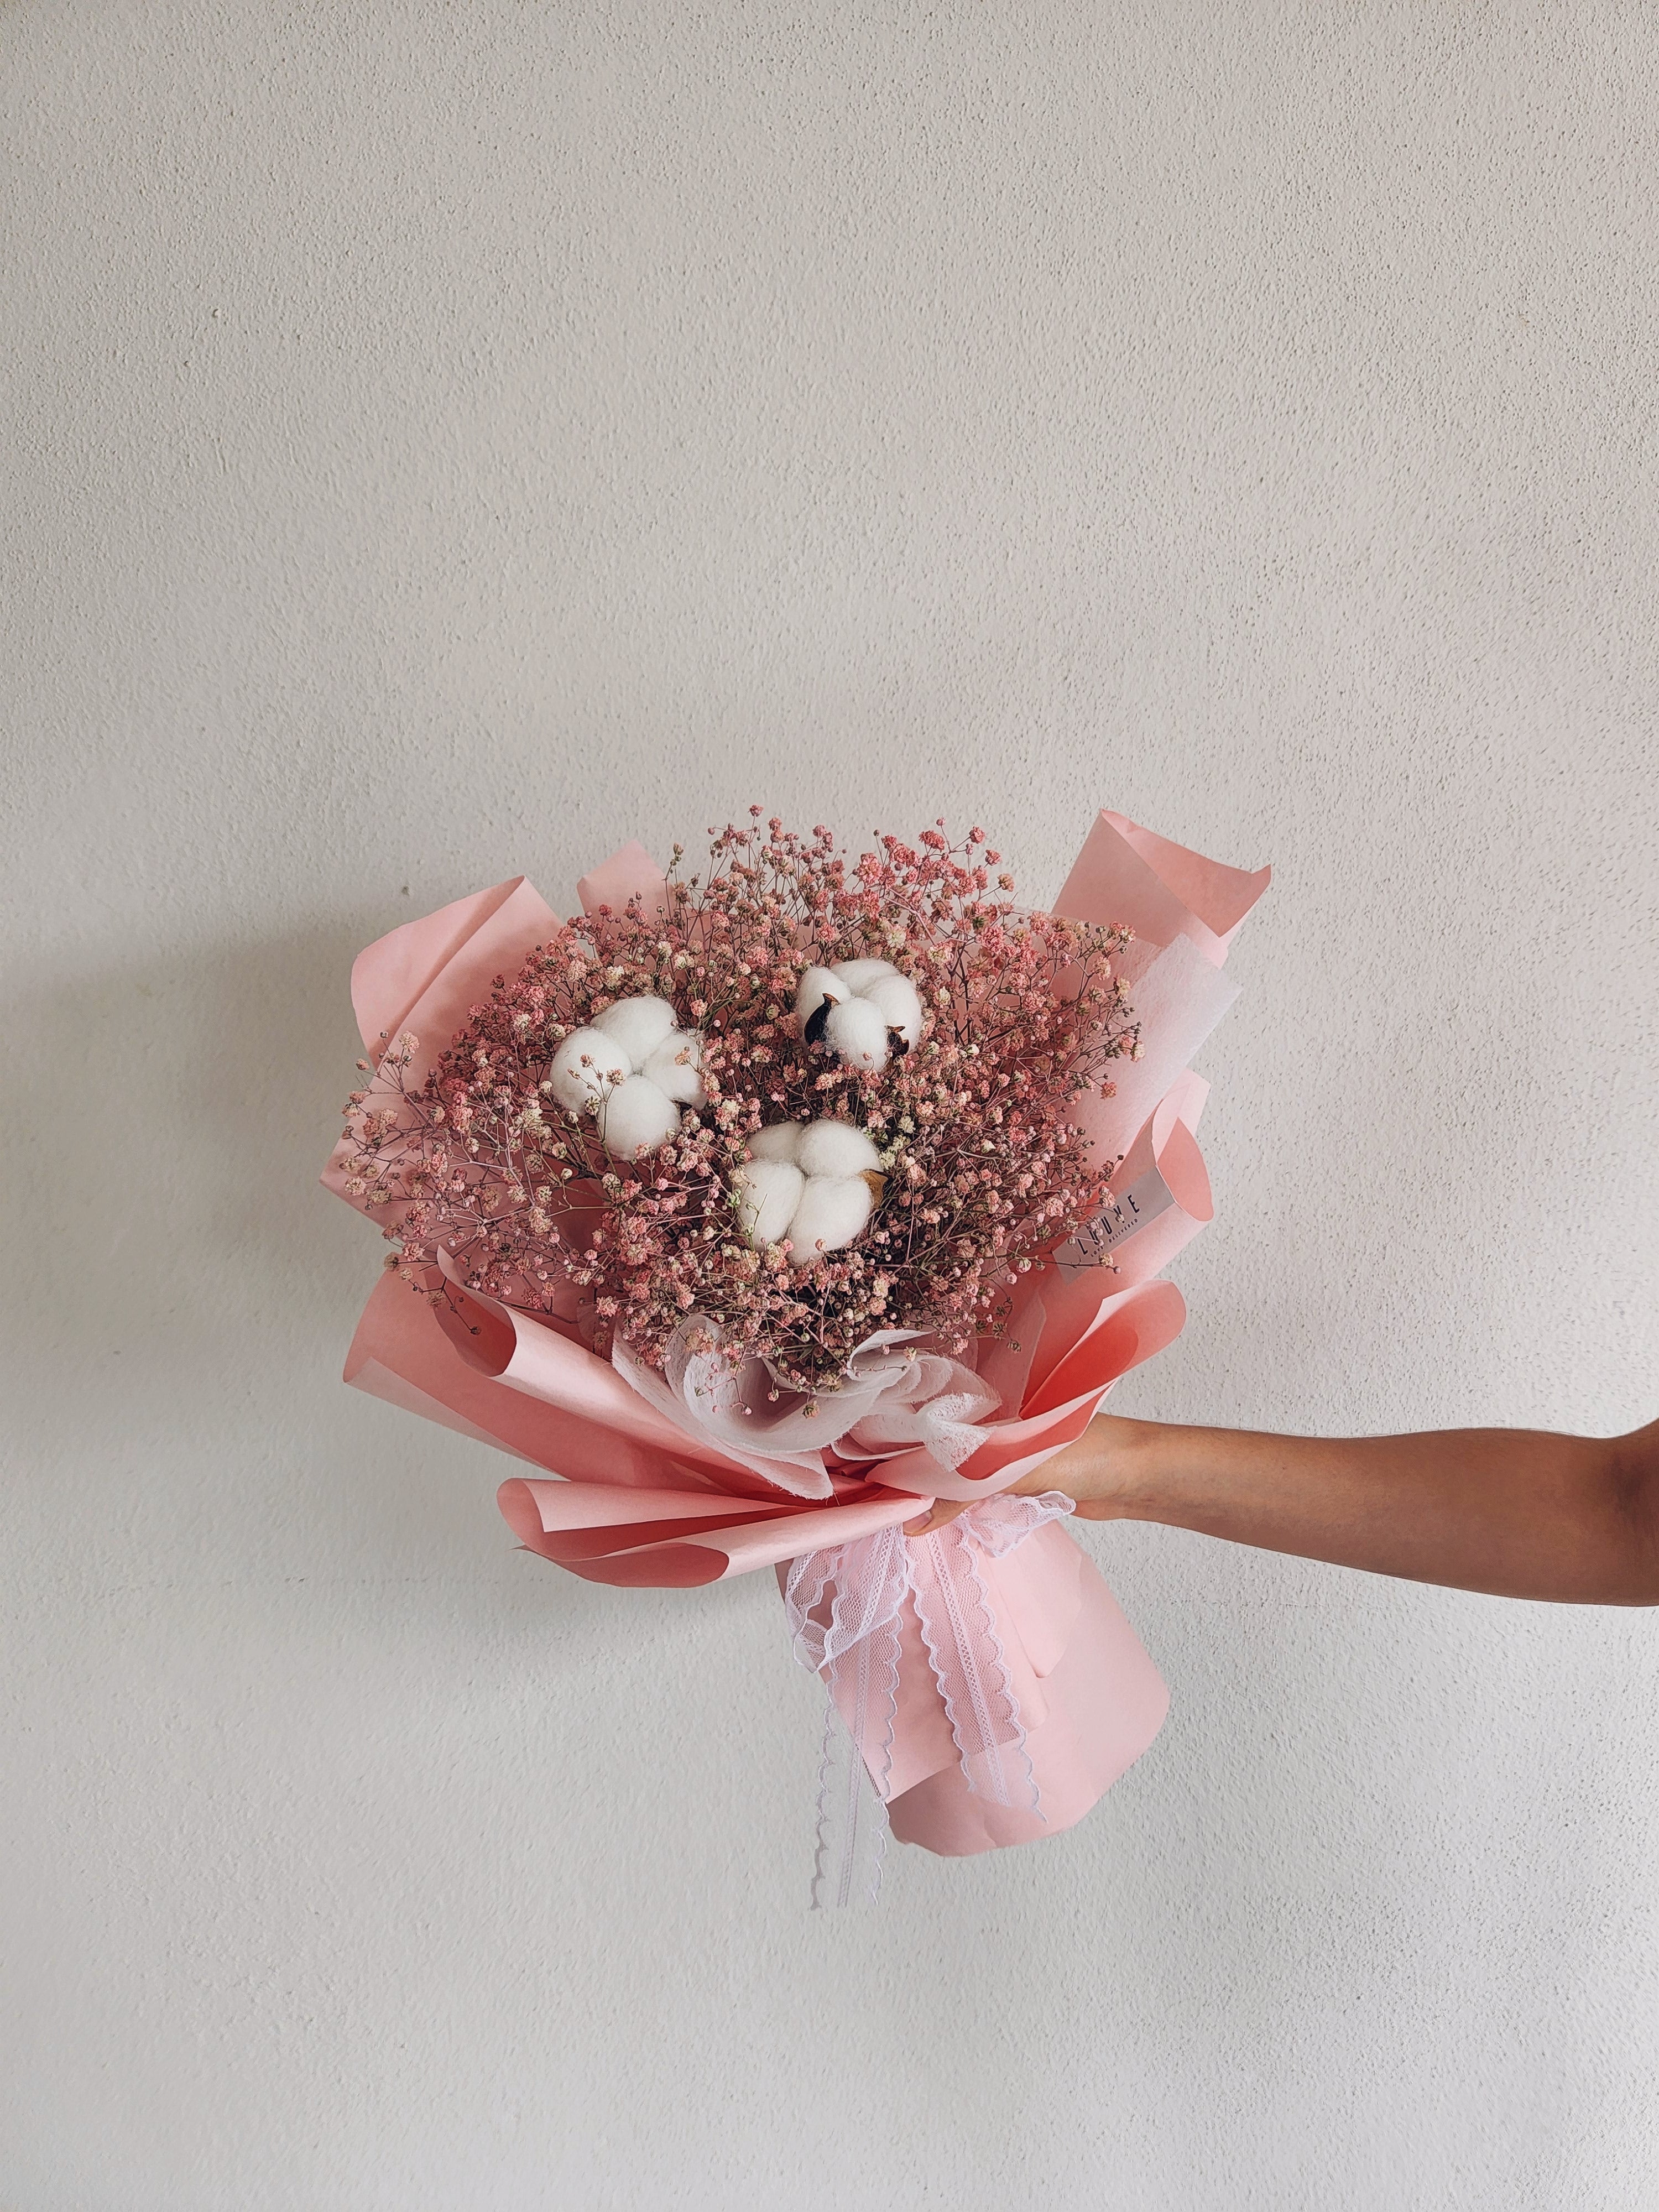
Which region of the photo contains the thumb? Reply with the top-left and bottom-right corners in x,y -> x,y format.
901,1496 -> 973,1536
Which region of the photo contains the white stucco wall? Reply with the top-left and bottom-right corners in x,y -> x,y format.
4,6 -> 1657,2206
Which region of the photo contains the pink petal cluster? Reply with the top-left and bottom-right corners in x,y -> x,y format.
339,814 -> 1139,1394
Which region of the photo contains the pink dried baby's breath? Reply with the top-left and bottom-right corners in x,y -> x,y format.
340,818 -> 1137,1390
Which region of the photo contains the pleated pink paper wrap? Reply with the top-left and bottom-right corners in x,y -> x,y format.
323,813 -> 1267,1859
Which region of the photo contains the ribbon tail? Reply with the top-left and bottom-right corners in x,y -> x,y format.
812,1609 -> 901,1908
784,1528 -> 907,1908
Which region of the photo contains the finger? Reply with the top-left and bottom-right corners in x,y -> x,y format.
902,1498 -> 971,1536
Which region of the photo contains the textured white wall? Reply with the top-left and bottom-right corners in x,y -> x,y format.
4,6 -> 1657,2207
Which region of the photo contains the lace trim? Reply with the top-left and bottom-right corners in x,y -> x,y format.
782,1494 -> 1073,1905
910,1524 -> 1035,1813
785,1528 -> 909,1908
807,1605 -> 900,1908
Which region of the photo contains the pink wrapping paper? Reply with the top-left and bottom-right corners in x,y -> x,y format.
881,1527 -> 1171,1854
324,810 -> 1266,1859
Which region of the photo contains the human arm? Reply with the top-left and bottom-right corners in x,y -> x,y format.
907,1413 -> 1659,1605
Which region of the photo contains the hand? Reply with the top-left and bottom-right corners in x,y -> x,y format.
901,1415 -> 1140,1536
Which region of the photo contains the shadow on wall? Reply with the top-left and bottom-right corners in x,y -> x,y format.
5,911 -> 392,1366
5,912 -> 349,1322
0,909 -> 712,1650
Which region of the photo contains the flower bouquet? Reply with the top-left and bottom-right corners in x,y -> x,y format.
323,809 -> 1266,1898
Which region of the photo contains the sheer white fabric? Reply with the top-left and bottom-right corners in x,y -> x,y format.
784,1530 -> 907,1907
615,1321 -> 1003,1499
783,1493 -> 1074,1906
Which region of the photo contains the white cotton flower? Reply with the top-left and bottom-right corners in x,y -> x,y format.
736,1117 -> 883,1256
732,1158 -> 806,1246
599,1072 -> 683,1159
548,1026 -> 632,1112
797,956 -> 924,1070
552,994 -> 705,1157
593,993 -> 677,1065
641,1029 -> 706,1105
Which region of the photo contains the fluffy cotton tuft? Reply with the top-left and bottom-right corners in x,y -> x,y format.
746,1121 -> 805,1164
548,1026 -> 632,1112
641,1029 -> 706,1105
599,1073 -> 682,1159
862,972 -> 923,1050
823,995 -> 890,1071
830,958 -> 899,994
794,966 -> 845,1024
786,1175 -> 873,1256
732,1159 -> 806,1246
796,1118 -> 882,1179
799,956 -> 924,1068
593,994 -> 677,1065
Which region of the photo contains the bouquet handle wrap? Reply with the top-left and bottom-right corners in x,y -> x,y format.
782,1502 -> 1170,1879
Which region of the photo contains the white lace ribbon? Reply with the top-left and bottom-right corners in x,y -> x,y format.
782,1493 -> 1075,1907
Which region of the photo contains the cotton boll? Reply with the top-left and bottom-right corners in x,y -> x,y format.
732,1159 -> 806,1246
785,1175 -> 873,1256
592,994 -> 677,1066
863,972 -> 923,1050
796,1118 -> 882,1179
641,1029 -> 706,1105
746,1121 -> 806,1164
823,995 -> 890,1071
794,966 -> 846,1024
598,1074 -> 682,1159
830,958 -> 899,994
548,1026 -> 632,1113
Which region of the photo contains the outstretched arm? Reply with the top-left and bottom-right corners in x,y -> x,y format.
910,1415 -> 1659,1604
